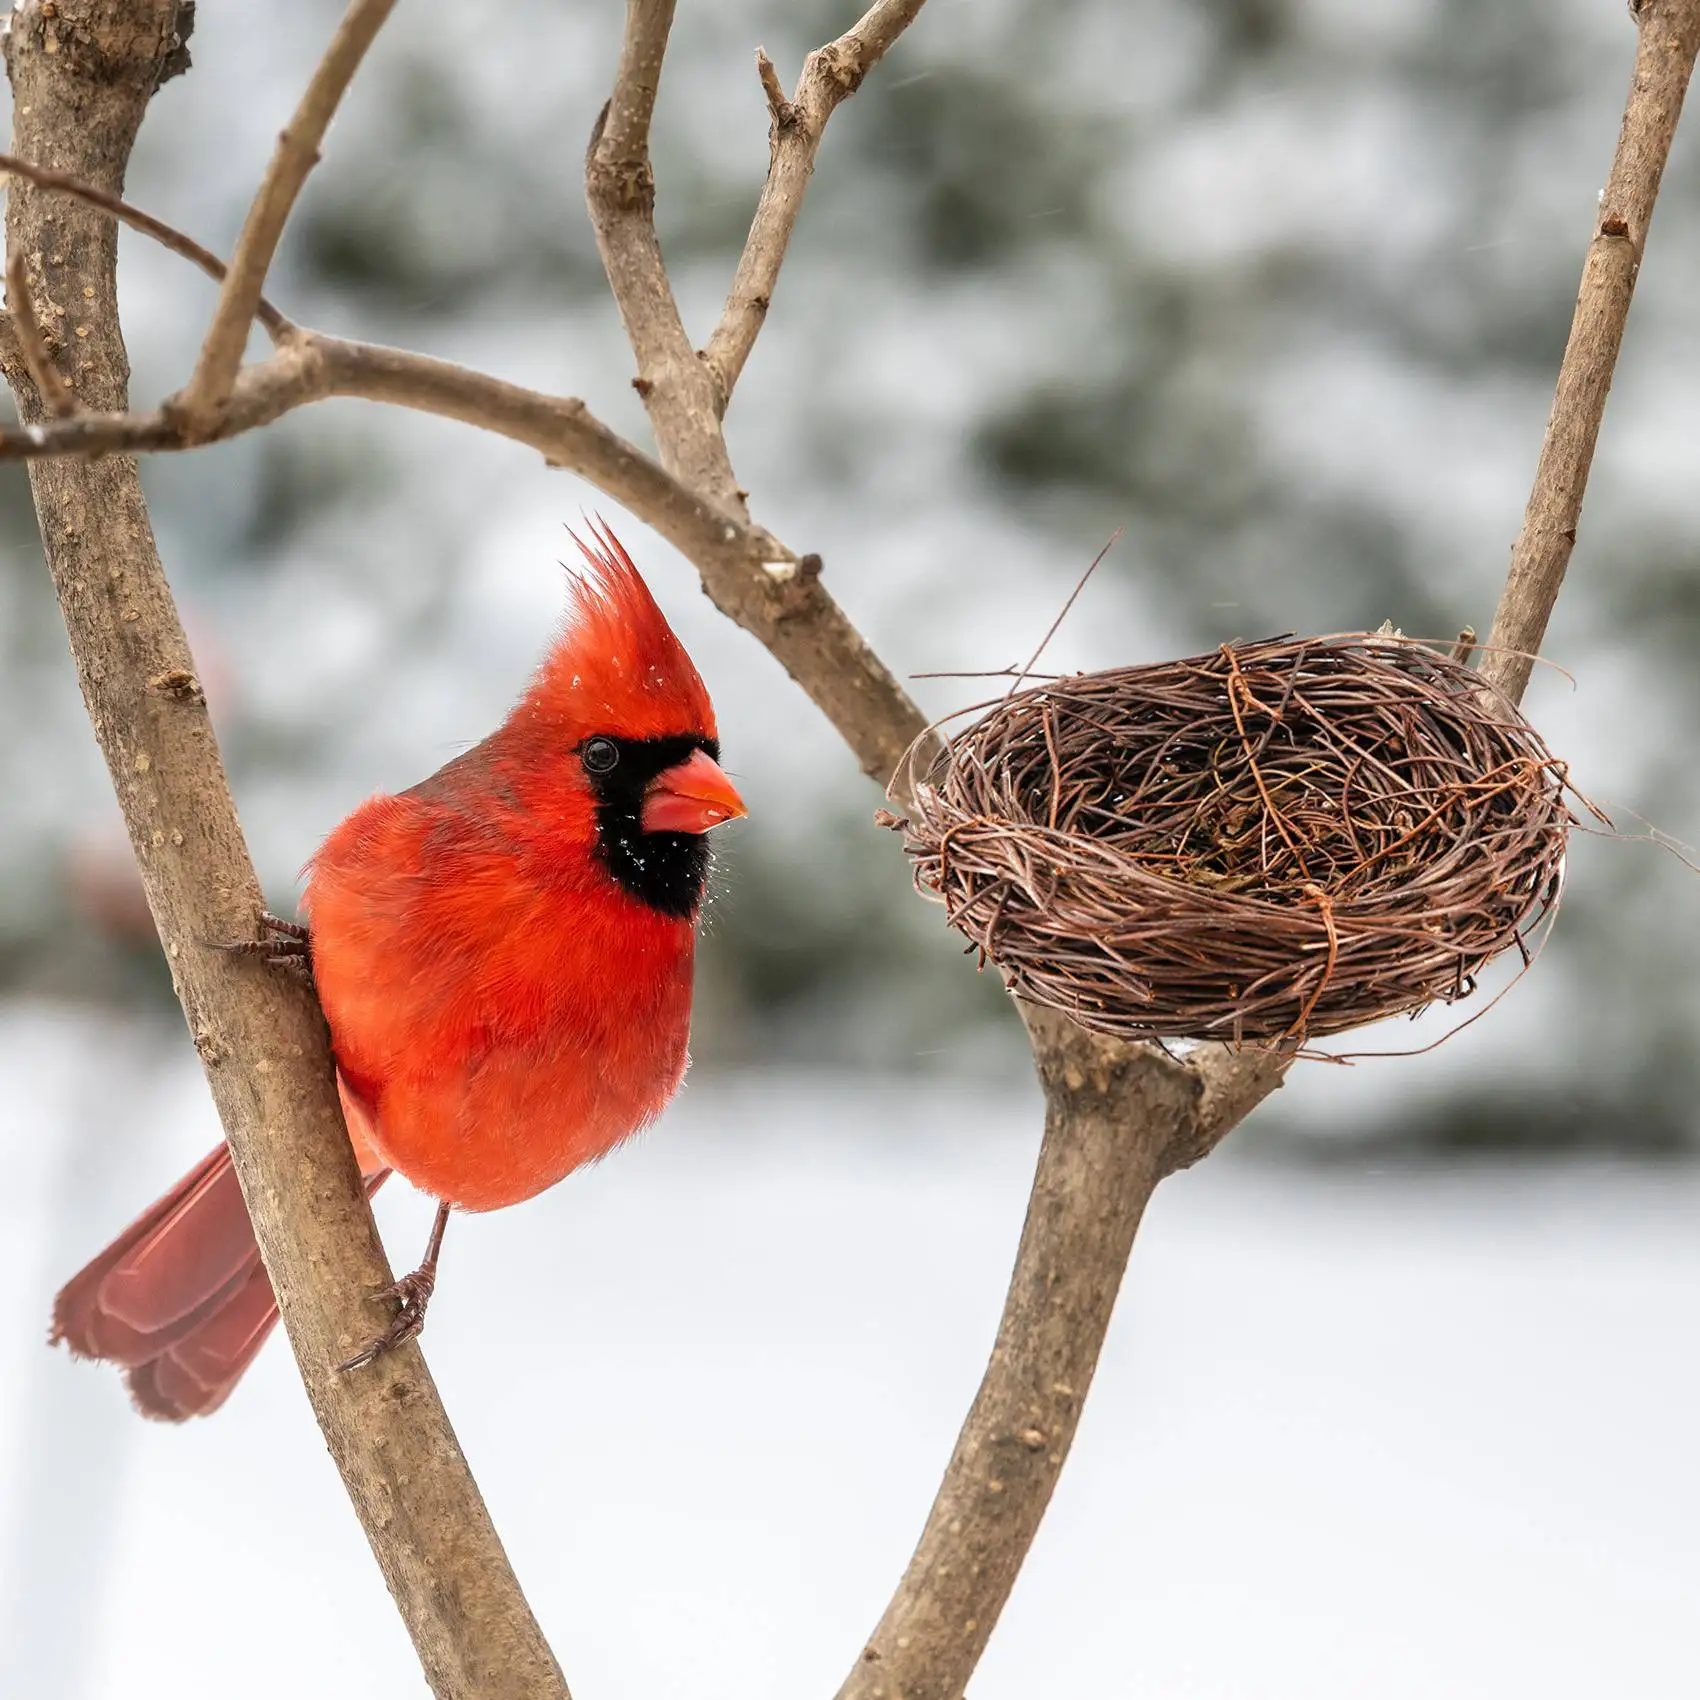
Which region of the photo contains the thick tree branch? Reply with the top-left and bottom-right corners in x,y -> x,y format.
176,0 -> 393,433
836,1015 -> 1283,1700
1482,0 -> 1700,705
705,1 -> 929,410
1,5 -> 568,1698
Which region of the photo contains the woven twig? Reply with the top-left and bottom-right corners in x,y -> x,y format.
888,635 -> 1578,1045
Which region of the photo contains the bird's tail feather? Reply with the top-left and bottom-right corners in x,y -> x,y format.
52,1142 -> 388,1421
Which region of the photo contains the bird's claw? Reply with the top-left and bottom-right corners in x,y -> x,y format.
337,1266 -> 437,1373
217,910 -> 312,966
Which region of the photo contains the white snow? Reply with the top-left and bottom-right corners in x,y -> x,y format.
1,1003 -> 1696,1698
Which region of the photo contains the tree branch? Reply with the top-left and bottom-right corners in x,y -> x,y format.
175,0 -> 393,433
0,148 -> 292,336
837,1014 -> 1284,1700
1482,0 -> 1700,705
828,7 -> 1698,1692
585,0 -> 744,508
582,12 -> 1291,1699
2,5 -> 568,1698
11,3 -> 1673,1694
5,247 -> 76,415
0,316 -> 926,782
705,1 -> 929,411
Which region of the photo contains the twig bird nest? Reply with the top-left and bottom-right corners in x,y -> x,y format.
887,635 -> 1578,1046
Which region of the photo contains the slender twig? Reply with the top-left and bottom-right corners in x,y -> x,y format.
0,151 -> 292,337
0,323 -> 924,782
4,249 -> 75,416
585,0 -> 744,508
1482,0 -> 1700,706
176,0 -> 395,432
755,49 -> 796,128
704,0 -> 928,411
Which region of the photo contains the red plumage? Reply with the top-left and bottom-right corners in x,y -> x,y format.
51,523 -> 745,1419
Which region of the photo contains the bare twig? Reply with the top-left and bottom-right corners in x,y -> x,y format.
0,322 -> 924,782
176,0 -> 394,432
705,0 -> 928,410
585,0 -> 744,508
755,48 -> 796,129
1482,0 -> 1700,705
2,6 -> 567,1698
5,248 -> 75,415
0,150 -> 291,337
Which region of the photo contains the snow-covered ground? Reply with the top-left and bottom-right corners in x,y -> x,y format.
2,1002 -> 1697,1699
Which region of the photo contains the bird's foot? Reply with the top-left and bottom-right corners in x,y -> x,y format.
338,1265 -> 437,1373
217,910 -> 311,966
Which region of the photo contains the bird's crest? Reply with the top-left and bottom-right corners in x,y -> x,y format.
529,519 -> 716,740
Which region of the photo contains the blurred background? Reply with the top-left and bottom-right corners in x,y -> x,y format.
2,0 -> 1697,1695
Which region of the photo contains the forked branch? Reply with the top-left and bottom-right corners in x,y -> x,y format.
706,0 -> 929,410
4,1 -> 1687,1698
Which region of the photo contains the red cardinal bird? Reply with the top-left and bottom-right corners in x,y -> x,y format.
50,523 -> 746,1419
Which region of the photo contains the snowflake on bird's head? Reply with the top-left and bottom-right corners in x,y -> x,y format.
527,518 -> 717,743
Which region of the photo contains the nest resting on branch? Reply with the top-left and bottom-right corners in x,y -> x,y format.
889,635 -> 1577,1046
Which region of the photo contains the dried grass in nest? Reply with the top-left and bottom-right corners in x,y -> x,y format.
887,634 -> 1578,1046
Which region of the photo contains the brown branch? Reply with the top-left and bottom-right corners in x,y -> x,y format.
5,247 -> 76,415
755,48 -> 796,129
1482,0 -> 1700,706
585,0 -> 745,509
0,11 -> 1287,1693
838,1012 -> 1284,1700
837,15 -> 1700,1688
3,20 -> 1280,1685
2,5 -> 567,1698
0,150 -> 292,337
705,0 -> 929,411
584,11 -> 1291,1699
0,323 -> 926,783
176,0 -> 394,433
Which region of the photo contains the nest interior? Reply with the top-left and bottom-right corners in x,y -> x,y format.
893,635 -> 1575,1045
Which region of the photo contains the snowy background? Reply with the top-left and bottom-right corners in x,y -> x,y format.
2,1010 -> 1698,1699
2,0 -> 1699,1694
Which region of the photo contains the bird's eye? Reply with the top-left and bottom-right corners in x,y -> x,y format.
582,737 -> 620,775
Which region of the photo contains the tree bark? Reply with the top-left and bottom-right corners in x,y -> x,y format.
2,5 -> 569,1696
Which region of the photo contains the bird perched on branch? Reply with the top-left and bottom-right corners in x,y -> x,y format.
50,523 -> 747,1419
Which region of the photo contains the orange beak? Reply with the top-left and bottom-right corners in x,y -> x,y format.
641,747 -> 748,836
